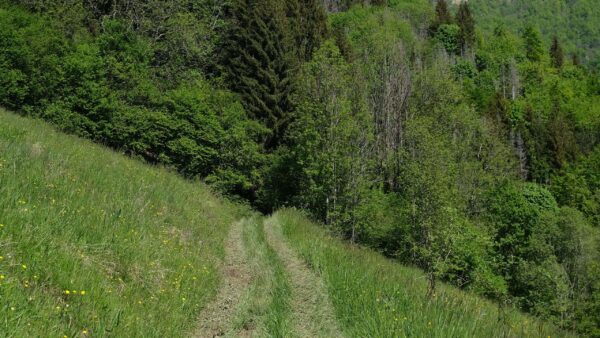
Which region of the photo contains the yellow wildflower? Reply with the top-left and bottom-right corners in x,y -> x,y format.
21,264 -> 27,269
64,290 -> 70,295
80,290 -> 86,295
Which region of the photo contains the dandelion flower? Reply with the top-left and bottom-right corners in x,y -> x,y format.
64,290 -> 70,295
21,264 -> 27,269
0,275 -> 4,279
10,306 -> 15,311
0,224 -> 4,228
80,290 -> 86,295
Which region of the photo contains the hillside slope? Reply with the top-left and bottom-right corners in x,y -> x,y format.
1,109 -> 575,337
0,109 -> 249,337
274,209 -> 575,338
469,0 -> 600,65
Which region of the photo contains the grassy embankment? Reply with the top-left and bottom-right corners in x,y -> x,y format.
275,209 -> 575,338
0,109 -> 248,337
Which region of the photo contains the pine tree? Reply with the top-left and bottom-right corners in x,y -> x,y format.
522,25 -> 544,62
287,0 -> 328,61
550,36 -> 564,68
221,0 -> 294,146
456,2 -> 475,53
572,53 -> 581,66
429,0 -> 453,36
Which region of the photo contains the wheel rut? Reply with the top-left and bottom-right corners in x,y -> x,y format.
263,216 -> 343,338
193,219 -> 254,338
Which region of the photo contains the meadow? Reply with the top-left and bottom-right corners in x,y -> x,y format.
0,109 -> 248,337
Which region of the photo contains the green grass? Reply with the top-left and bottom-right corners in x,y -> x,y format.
275,209 -> 575,338
236,217 -> 293,337
0,109 -> 248,337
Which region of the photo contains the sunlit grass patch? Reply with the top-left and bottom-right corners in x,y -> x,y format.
276,208 -> 575,338
0,109 -> 248,337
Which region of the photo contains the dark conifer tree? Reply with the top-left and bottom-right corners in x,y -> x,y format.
456,2 -> 475,53
522,25 -> 544,62
572,53 -> 581,66
221,0 -> 294,147
429,0 -> 453,36
287,0 -> 328,61
550,36 -> 564,68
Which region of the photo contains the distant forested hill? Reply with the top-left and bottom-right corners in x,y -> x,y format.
469,0 -> 600,67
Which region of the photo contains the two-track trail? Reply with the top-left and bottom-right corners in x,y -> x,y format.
263,215 -> 342,338
193,219 -> 254,338
193,216 -> 342,338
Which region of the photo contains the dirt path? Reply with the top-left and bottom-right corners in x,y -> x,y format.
263,216 -> 343,338
193,219 -> 253,338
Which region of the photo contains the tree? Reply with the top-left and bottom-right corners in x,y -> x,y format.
220,0 -> 295,147
522,25 -> 544,62
286,0 -> 328,61
275,40 -> 372,240
456,2 -> 475,53
550,36 -> 564,68
429,0 -> 453,35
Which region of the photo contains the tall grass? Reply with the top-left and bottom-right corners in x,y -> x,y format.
275,209 -> 575,338
0,109 -> 248,337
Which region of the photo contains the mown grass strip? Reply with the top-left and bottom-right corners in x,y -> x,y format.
264,216 -> 343,338
235,217 -> 293,337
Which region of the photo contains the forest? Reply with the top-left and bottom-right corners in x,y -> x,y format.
0,0 -> 599,336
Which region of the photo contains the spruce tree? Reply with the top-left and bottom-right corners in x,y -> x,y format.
456,2 -> 475,53
429,0 -> 453,36
522,25 -> 544,62
287,0 -> 328,61
550,36 -> 564,68
572,53 -> 581,66
221,0 -> 294,146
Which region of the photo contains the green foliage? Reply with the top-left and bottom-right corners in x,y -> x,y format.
429,0 -> 453,34
435,24 -> 461,54
550,36 -> 565,68
456,2 -> 476,52
0,4 -> 264,198
219,0 -> 294,144
469,0 -> 600,65
522,25 -> 544,62
2,0 -> 600,335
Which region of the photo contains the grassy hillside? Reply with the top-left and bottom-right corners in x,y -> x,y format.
0,108 -> 248,337
0,108 -> 576,337
274,209 -> 574,338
